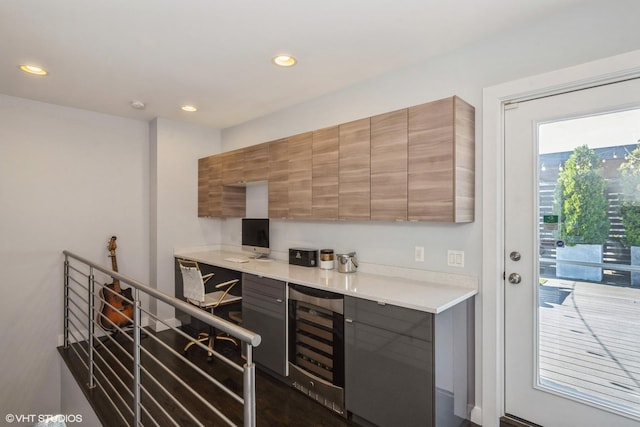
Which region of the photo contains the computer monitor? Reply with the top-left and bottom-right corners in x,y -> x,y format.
242,218 -> 270,258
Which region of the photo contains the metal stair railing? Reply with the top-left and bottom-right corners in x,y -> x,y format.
62,250 -> 261,427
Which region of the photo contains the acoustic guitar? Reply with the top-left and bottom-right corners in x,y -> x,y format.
98,236 -> 134,330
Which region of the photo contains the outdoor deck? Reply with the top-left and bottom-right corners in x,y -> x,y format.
539,279 -> 640,418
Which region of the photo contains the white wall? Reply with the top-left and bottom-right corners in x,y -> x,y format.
0,100 -> 224,422
150,118 -> 223,327
219,0 -> 640,423
0,94 -> 149,423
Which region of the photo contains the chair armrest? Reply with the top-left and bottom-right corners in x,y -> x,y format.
202,273 -> 214,284
215,279 -> 240,290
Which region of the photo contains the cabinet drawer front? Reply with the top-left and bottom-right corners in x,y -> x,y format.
345,297 -> 432,341
243,292 -> 285,317
243,274 -> 285,299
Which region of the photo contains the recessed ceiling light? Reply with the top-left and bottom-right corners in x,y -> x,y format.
181,105 -> 197,112
130,100 -> 146,110
19,64 -> 48,76
272,55 -> 297,67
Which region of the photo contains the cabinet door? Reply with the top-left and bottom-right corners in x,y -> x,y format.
408,96 -> 475,222
243,142 -> 270,183
221,186 -> 246,217
197,156 -> 212,217
288,132 -> 313,218
268,138 -> 289,218
312,126 -> 339,220
198,155 -> 224,217
242,274 -> 287,376
339,118 -> 370,220
222,149 -> 244,185
370,109 -> 408,221
344,297 -> 434,427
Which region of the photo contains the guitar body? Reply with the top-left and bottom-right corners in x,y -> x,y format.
98,284 -> 134,329
97,236 -> 134,330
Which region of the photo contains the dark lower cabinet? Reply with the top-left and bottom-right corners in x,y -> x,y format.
345,297 -> 472,427
242,273 -> 287,377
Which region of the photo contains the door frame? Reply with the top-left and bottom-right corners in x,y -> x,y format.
481,49 -> 640,427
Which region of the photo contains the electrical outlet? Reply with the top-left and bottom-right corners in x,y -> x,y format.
415,246 -> 424,262
447,250 -> 464,267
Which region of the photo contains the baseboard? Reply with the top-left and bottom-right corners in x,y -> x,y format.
470,405 -> 482,425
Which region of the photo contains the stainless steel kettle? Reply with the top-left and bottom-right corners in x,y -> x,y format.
337,252 -> 358,273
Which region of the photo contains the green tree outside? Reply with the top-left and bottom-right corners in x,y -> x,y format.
618,144 -> 640,247
555,145 -> 610,245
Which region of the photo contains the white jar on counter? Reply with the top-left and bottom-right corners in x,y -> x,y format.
319,249 -> 335,270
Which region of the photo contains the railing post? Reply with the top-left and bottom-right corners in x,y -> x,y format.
243,344 -> 256,427
133,288 -> 142,426
87,266 -> 96,389
63,255 -> 70,349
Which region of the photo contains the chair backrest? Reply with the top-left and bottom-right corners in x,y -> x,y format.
180,262 -> 206,303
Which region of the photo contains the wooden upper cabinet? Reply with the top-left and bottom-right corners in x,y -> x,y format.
198,154 -> 245,218
243,142 -> 270,183
408,96 -> 475,222
339,118 -> 371,220
312,126 -> 339,220
221,149 -> 244,185
198,156 -> 215,217
288,132 -> 313,219
268,138 -> 289,219
370,109 -> 408,221
197,95 -> 474,222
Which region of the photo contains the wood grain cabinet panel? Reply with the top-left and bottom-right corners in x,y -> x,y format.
268,138 -> 289,219
221,149 -> 244,185
243,142 -> 270,183
198,155 -> 221,217
198,154 -> 246,218
221,186 -> 246,217
339,118 -> 371,220
370,109 -> 408,221
198,156 -> 212,217
408,96 -> 475,222
312,126 -> 339,220
288,132 -> 313,219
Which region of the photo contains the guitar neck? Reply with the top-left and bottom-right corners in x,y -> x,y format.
107,236 -> 122,291
110,254 -> 119,273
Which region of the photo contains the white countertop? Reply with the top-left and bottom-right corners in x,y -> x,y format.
174,249 -> 477,314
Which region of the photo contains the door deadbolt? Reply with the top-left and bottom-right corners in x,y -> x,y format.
510,251 -> 521,261
508,273 -> 522,284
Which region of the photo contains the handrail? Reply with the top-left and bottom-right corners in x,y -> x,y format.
62,250 -> 260,427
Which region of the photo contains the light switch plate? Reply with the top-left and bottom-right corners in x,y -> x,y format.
447,250 -> 464,267
415,246 -> 424,262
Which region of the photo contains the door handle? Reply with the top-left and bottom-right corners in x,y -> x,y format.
508,273 -> 522,284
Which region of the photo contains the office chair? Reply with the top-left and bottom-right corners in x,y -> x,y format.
178,259 -> 242,361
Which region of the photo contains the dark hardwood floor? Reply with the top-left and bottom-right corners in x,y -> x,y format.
59,328 -> 479,426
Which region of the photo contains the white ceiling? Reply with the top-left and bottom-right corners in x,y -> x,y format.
0,0 -> 587,129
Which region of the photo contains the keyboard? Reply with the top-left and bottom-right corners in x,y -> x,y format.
224,257 -> 250,263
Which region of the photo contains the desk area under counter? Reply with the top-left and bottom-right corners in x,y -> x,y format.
174,249 -> 477,427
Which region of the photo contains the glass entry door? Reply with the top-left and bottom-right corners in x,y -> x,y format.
504,77 -> 640,427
